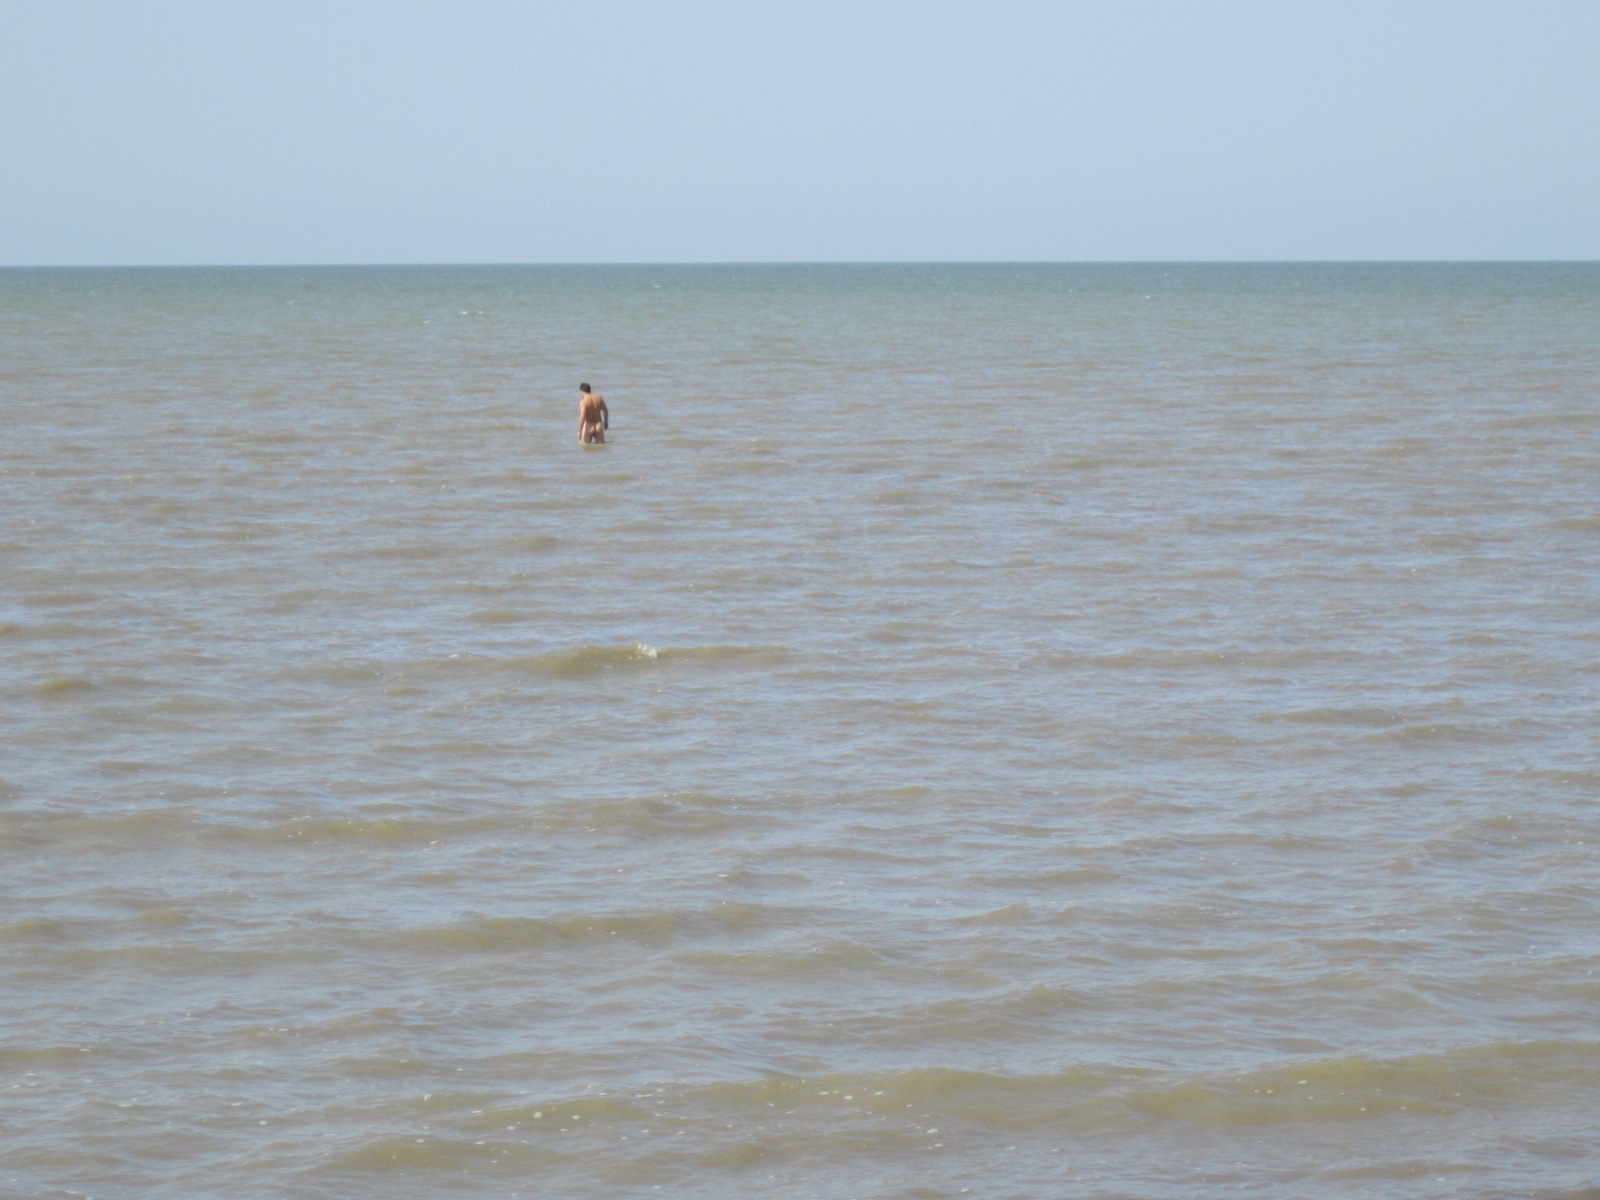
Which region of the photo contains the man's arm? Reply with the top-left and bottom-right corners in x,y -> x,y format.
600,399 -> 610,429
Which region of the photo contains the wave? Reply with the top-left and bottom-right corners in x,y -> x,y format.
1361,720 -> 1530,745
344,541 -> 445,560
1369,438 -> 1432,458
1490,411 -> 1600,430
685,939 -> 893,978
0,805 -> 195,853
52,944 -> 338,973
1044,647 -> 1364,671
1519,768 -> 1600,790
1265,706 -> 1403,727
467,608 -> 529,624
370,901 -> 788,955
0,620 -> 92,640
272,643 -> 791,687
29,676 -> 96,698
545,1041 -> 1600,1133
493,532 -> 560,553
0,1044 -> 99,1068
0,915 -> 91,941
444,643 -> 790,680
180,525 -> 266,542
1043,453 -> 1114,471
498,643 -> 662,677
236,429 -> 306,445
535,792 -> 762,837
0,792 -> 770,856
213,813 -> 505,846
402,911 -> 689,951
25,1043 -> 1596,1183
20,591 -> 99,607
321,1136 -> 568,1173
1554,515 -> 1600,533
226,795 -> 756,845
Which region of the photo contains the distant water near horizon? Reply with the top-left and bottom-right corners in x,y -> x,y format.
3,263 -> 1598,1199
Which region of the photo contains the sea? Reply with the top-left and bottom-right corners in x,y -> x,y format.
2,263 -> 1598,1200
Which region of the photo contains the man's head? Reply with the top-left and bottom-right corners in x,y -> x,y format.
579,383 -> 591,394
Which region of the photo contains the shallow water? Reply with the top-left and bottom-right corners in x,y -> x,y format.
2,263 -> 1598,1199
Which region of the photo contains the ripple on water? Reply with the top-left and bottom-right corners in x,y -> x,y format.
5,263 -> 1599,1200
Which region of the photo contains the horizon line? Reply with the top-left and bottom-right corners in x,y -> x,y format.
3,258 -> 1597,271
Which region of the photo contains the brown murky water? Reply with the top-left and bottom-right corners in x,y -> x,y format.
3,264 -> 1598,1198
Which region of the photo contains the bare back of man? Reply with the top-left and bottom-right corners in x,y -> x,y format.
577,382 -> 609,444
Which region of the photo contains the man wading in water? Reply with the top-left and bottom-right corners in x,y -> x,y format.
578,383 -> 609,444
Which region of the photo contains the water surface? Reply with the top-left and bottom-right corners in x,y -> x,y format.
3,264 -> 1599,1198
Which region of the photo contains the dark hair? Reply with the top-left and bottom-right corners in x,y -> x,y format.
579,383 -> 591,393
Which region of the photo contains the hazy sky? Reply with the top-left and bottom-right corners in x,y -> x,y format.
3,1 -> 1596,264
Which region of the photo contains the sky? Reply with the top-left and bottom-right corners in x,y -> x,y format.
2,1 -> 1597,264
